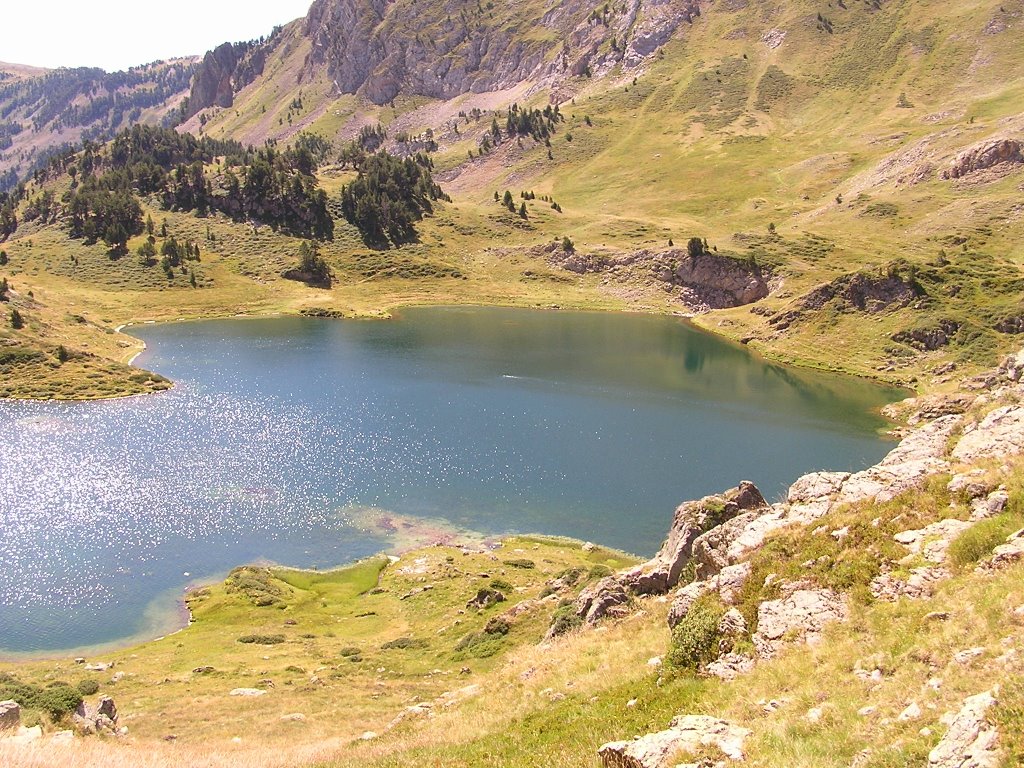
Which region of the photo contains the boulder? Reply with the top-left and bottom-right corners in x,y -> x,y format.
0,700 -> 20,732
753,587 -> 848,658
623,482 -> 767,595
572,576 -> 631,626
717,562 -> 752,605
928,690 -> 1000,768
705,653 -> 755,681
466,588 -> 505,610
96,696 -> 117,722
836,415 -> 961,506
229,688 -> 267,697
598,715 -> 751,767
953,406 -> 1024,462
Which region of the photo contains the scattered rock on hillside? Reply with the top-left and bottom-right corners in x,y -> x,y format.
952,406 -> 1024,462
599,715 -> 750,767
706,652 -> 755,681
0,700 -> 20,732
622,481 -> 767,596
466,588 -> 505,610
752,587 -> 848,658
941,138 -> 1024,180
928,689 -> 1000,768
972,489 -> 1009,520
871,566 -> 950,601
893,518 -> 973,563
834,413 -> 961,506
229,688 -> 267,697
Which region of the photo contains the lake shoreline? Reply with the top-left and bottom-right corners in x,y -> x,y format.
1,298 -> 920,405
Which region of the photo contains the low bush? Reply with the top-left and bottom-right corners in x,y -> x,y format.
666,594 -> 727,671
948,513 -> 1024,568
237,634 -> 285,645
381,636 -> 428,651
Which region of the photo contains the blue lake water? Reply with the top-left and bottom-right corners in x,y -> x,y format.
0,307 -> 903,655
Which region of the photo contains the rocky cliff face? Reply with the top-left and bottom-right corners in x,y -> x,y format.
547,244 -> 770,312
301,0 -> 702,105
185,38 -> 274,119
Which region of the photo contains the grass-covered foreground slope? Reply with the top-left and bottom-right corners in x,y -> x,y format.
2,0 -> 1024,400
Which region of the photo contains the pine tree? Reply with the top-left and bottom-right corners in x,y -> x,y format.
11,308 -> 24,329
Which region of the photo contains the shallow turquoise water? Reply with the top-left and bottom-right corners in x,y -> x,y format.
0,307 -> 902,654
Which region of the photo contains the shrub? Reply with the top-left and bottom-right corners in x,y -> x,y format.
237,634 -> 285,645
339,646 -> 361,657
0,677 -> 82,720
381,636 -> 428,651
502,559 -> 535,569
547,600 -> 583,637
490,578 -> 513,591
667,594 -> 727,671
948,513 -> 1024,568
76,679 -> 100,695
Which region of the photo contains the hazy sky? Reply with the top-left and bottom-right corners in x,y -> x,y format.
1,0 -> 314,72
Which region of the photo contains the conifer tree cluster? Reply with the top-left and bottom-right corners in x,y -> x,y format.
339,152 -> 449,246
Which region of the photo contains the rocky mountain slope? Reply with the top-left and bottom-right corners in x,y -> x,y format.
0,60 -> 195,191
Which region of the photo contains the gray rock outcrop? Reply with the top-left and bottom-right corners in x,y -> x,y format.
928,690 -> 1000,768
941,138 -> 1024,180
952,405 -> 1024,462
598,715 -> 751,767
0,700 -> 20,732
752,587 -> 848,658
622,481 -> 767,596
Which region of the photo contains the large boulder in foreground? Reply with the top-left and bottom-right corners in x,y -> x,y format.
928,690 -> 1000,768
752,586 -> 848,658
0,700 -> 20,732
599,715 -> 751,767
622,481 -> 768,595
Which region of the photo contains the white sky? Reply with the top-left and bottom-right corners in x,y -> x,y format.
1,0 -> 315,72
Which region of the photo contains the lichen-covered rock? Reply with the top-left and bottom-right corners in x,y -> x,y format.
598,715 -> 751,767
835,414 -> 961,506
0,700 -> 20,732
928,689 -> 1000,768
753,587 -> 848,658
870,566 -> 950,601
623,482 -> 767,595
941,138 -> 1024,180
953,406 -> 1024,462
